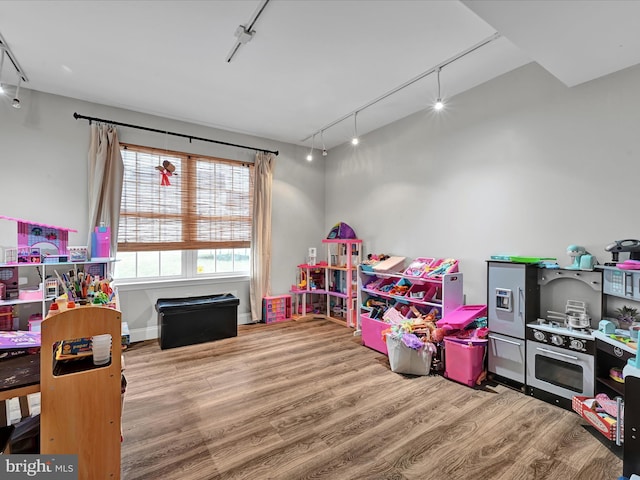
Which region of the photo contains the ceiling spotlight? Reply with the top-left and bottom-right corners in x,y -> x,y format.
12,77 -> 21,109
321,130 -> 328,156
434,67 -> 445,112
351,112 -> 359,145
306,133 -> 315,161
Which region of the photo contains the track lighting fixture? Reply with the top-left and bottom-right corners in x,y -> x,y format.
12,77 -> 21,109
0,32 -> 29,107
0,48 -> 5,95
321,130 -> 327,156
351,112 -> 359,146
300,33 -> 500,149
306,133 -> 315,161
434,67 -> 444,112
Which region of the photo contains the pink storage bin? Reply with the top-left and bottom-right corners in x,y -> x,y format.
361,315 -> 388,355
365,277 -> 396,294
424,258 -> 459,278
403,257 -> 435,278
443,337 -> 486,387
407,283 -> 438,302
29,314 -> 44,332
18,288 -> 43,301
436,304 -> 487,330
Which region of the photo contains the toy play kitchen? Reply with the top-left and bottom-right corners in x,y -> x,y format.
487,258 -> 602,408
527,267 -> 602,409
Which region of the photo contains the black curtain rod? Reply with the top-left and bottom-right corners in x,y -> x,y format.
73,112 -> 279,156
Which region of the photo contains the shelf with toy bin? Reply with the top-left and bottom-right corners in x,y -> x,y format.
0,216 -> 115,328
290,226 -> 362,328
323,237 -> 362,327
594,265 -> 640,400
290,262 -> 328,319
357,256 -> 464,355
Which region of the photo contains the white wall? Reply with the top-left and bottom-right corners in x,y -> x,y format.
0,90 -> 326,340
325,62 -> 640,306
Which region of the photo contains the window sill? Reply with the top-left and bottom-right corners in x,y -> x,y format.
114,274 -> 250,292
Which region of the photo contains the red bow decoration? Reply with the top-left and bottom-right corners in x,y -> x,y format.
155,160 -> 177,186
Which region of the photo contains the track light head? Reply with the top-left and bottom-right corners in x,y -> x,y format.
306,133 -> 315,161
433,67 -> 445,112
11,78 -> 21,108
351,112 -> 360,146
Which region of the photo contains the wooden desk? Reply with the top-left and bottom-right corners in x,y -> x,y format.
0,354 -> 40,425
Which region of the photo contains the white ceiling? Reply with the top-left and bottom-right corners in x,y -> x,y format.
1,1 -> 639,151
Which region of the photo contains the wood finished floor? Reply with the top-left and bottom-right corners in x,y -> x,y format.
121,317 -> 621,480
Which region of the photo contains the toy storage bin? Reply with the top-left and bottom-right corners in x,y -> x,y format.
389,278 -> 412,297
407,282 -> 438,302
443,337 -> 486,387
403,257 -> 435,278
424,258 -> 459,278
363,277 -> 396,293
436,304 -> 487,330
361,314 -> 389,355
19,288 -> 44,301
386,335 -> 433,375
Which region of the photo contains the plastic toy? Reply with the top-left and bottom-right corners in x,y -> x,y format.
565,244 -> 595,270
326,222 -> 356,239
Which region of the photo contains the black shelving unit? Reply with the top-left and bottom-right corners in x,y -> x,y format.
624,373 -> 640,478
595,338 -> 633,398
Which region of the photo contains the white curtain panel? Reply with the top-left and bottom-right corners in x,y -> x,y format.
87,124 -> 124,258
249,151 -> 275,322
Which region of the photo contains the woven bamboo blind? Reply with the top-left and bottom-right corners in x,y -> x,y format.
118,144 -> 254,252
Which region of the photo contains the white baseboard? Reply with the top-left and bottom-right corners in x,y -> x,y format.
130,326 -> 158,343
129,312 -> 254,342
237,312 -> 253,325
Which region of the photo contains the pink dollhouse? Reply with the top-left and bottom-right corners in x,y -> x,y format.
0,215 -> 77,263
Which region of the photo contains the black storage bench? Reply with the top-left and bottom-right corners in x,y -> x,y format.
155,293 -> 239,350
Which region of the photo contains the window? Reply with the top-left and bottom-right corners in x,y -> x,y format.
115,144 -> 253,280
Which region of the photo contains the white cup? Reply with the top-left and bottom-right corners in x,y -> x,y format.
92,334 -> 112,366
